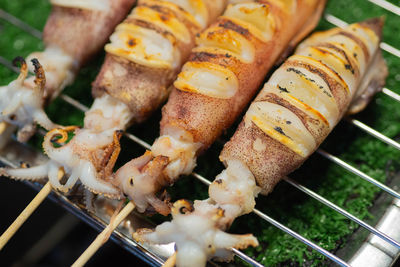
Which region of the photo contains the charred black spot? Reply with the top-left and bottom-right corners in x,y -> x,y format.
225,77 -> 229,80
9,114 -> 16,121
12,56 -> 25,67
278,85 -> 289,93
345,64 -> 355,74
178,202 -> 194,214
129,177 -> 134,186
31,58 -> 45,88
127,38 -> 136,47
179,206 -> 185,214
225,53 -> 231,58
274,126 -> 286,136
286,67 -> 304,76
286,121 -> 291,125
353,52 -> 358,58
215,179 -> 223,184
31,58 -> 41,70
196,33 -> 200,38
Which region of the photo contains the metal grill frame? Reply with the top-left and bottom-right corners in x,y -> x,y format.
1,0 -> 400,266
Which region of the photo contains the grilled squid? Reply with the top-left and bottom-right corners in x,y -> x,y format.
134,19 -> 388,266
1,0 -> 228,201
0,0 -> 135,147
114,0 -> 326,215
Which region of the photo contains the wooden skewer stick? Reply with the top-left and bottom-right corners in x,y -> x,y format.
72,201 -> 135,267
163,251 -> 177,267
0,181 -> 52,250
0,168 -> 64,250
0,121 -> 8,134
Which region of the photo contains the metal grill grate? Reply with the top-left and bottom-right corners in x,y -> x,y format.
1,1 -> 400,266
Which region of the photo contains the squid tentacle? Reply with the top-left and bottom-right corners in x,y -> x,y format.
31,58 -> 45,95
47,162 -> 65,191
78,161 -> 122,199
0,163 -> 50,181
13,56 -> 28,85
16,123 -> 36,143
63,170 -> 80,190
32,109 -> 58,130
2,96 -> 22,116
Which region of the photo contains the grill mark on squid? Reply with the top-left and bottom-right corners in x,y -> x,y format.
124,18 -> 178,44
285,59 -> 350,107
255,93 -> 326,141
190,51 -> 239,68
218,18 -> 251,38
317,42 -> 359,77
335,31 -> 370,62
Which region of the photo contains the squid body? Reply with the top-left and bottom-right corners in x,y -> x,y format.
113,0 -> 326,215
0,0 -> 135,147
1,0 -> 228,203
134,18 -> 388,267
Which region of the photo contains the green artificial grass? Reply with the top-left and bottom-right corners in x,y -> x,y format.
1,0 -> 400,266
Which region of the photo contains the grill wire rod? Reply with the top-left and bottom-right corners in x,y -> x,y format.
317,149 -> 400,199
283,177 -> 400,249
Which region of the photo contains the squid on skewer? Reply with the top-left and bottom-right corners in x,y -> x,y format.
113,0 -> 326,215
1,0 -> 228,202
133,19 -> 388,266
0,0 -> 135,147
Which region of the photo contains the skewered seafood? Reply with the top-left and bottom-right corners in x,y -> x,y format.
134,18 -> 388,266
0,0 -> 228,202
0,0 -> 135,146
113,0 -> 326,215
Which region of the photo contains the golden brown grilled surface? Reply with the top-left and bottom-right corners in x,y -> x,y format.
159,0 -> 326,151
43,0 -> 135,66
92,0 -> 227,123
220,18 -> 388,194
92,54 -> 175,123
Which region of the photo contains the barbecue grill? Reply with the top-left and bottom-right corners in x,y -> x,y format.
1,0 -> 400,266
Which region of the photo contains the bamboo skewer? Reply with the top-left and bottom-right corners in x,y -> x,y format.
72,201 -> 135,267
163,251 -> 177,267
0,181 -> 52,250
0,168 -> 64,250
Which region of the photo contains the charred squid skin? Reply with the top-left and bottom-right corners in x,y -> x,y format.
0,0 -> 136,147
117,0 -> 326,215
33,0 -> 228,201
134,18 -> 387,266
92,0 -> 228,124
221,18 -> 387,195
44,0 -> 136,68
